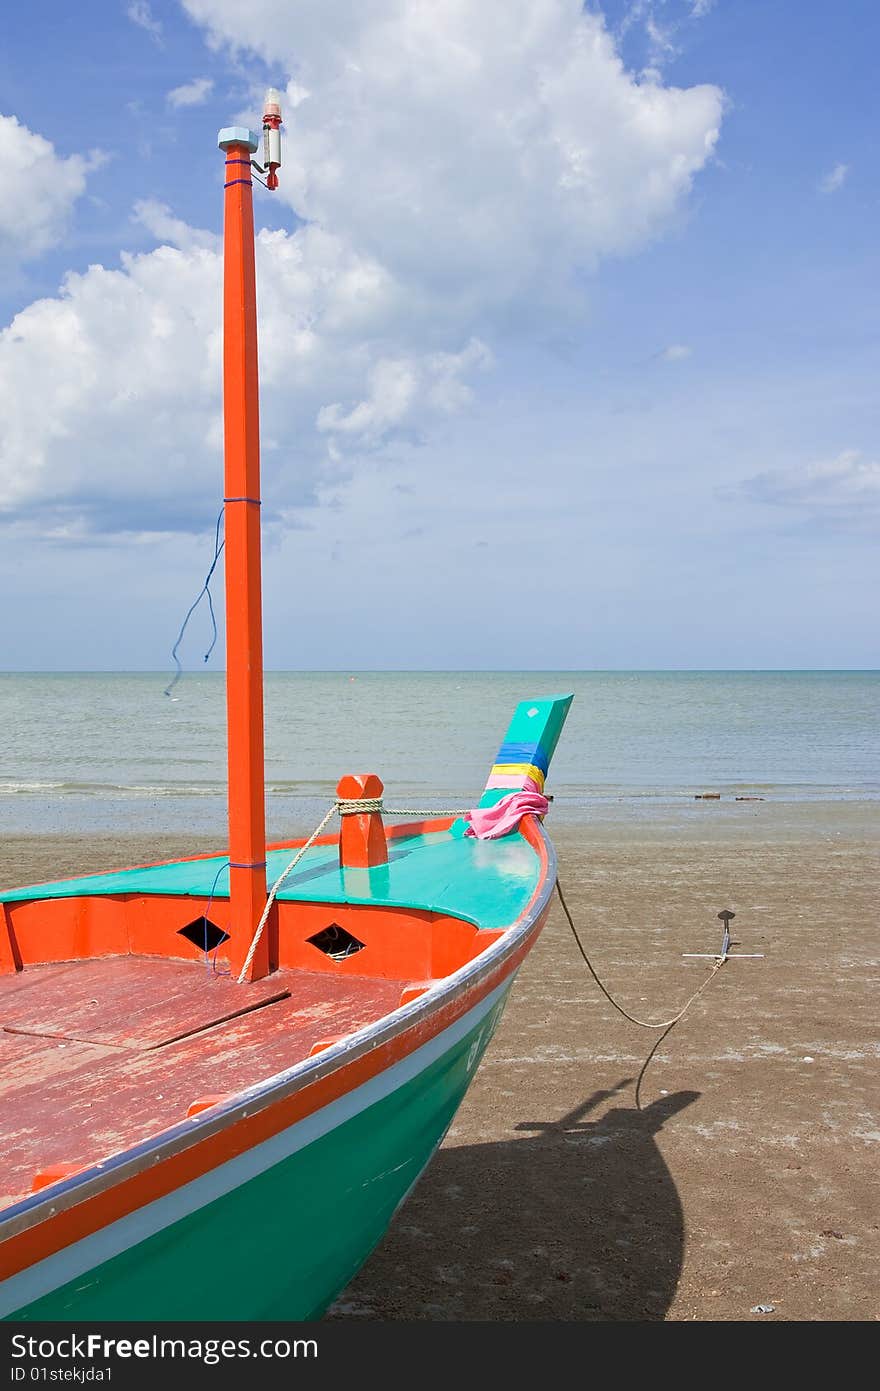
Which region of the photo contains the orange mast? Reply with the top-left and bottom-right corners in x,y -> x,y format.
218,98 -> 281,983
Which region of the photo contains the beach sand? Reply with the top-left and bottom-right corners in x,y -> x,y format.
2,804 -> 877,1322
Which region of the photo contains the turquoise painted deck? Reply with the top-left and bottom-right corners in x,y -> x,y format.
0,828 -> 540,931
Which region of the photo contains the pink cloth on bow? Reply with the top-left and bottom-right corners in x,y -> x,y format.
464,789 -> 549,840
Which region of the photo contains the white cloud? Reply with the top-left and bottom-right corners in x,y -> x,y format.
1,2 -> 723,536
818,162 -> 849,195
658,343 -> 692,361
167,77 -> 214,108
618,0 -> 713,76
127,1 -> 162,41
0,226 -> 484,534
737,450 -> 880,529
185,0 -> 722,316
317,340 -> 491,444
645,15 -> 678,62
0,115 -> 100,268
133,199 -> 219,252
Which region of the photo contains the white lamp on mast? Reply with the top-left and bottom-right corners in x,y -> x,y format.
262,88 -> 283,190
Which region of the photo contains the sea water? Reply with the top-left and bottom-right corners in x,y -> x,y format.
0,671 -> 876,838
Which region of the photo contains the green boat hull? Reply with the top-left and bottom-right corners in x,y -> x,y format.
8,985 -> 510,1321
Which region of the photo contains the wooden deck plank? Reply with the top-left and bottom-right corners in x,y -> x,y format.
0,957 -> 289,1049
0,1035 -> 123,1208
0,962 -> 85,1012
0,959 -> 406,1211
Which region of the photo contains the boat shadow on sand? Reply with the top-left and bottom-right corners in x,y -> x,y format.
328,1082 -> 699,1321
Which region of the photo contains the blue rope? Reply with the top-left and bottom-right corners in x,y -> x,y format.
164,507 -> 225,698
202,858 -> 231,976
163,509 -> 234,976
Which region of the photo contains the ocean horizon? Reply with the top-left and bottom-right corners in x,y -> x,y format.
0,670 -> 877,838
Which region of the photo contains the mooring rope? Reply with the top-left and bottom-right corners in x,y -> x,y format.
555,877 -> 727,1030
235,804 -> 339,984
235,799 -> 469,984
238,804 -> 727,1032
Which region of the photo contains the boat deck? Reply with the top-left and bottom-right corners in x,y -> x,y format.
0,828 -> 540,931
0,827 -> 545,1214
0,956 -> 403,1212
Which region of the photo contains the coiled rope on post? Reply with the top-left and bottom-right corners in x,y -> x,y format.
235,798 -> 469,984
336,799 -> 470,817
555,877 -> 727,1030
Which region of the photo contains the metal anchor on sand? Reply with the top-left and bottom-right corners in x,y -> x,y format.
683,908 -> 764,961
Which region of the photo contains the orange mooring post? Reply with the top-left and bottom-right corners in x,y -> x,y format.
336,774 -> 389,869
219,126 -> 268,982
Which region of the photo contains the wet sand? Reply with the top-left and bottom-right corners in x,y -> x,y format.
1,804 -> 877,1322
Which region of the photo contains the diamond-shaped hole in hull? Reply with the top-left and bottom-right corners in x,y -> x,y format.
307,923 -> 365,962
177,917 -> 230,953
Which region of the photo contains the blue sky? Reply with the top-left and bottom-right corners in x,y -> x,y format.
0,1 -> 876,670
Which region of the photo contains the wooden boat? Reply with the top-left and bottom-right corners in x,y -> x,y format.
0,99 -> 573,1321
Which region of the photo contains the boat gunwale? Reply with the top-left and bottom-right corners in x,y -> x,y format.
0,815 -> 556,1252
0,815 -> 455,906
